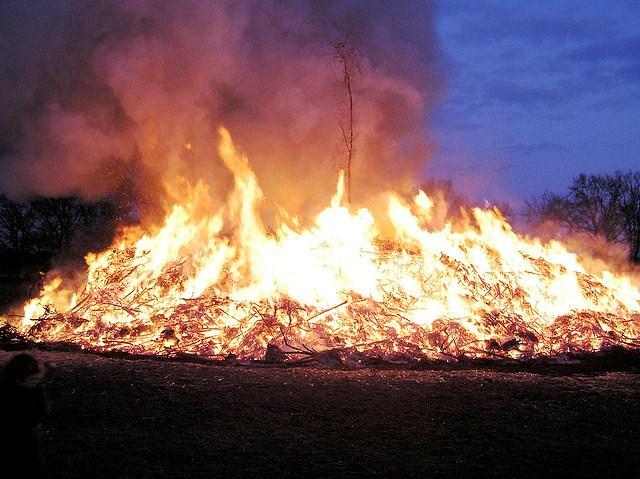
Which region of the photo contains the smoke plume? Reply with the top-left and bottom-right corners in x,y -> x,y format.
0,0 -> 443,217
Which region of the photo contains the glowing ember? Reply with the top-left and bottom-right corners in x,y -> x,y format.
4,129 -> 640,360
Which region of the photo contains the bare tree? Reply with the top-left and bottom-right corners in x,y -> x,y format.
334,41 -> 359,205
525,171 -> 640,263
617,171 -> 640,263
568,174 -> 625,241
526,174 -> 624,242
0,195 -> 122,308
28,197 -> 117,254
29,198 -> 86,253
0,195 -> 34,253
0,195 -> 120,255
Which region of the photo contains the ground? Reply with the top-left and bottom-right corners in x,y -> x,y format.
1,349 -> 639,478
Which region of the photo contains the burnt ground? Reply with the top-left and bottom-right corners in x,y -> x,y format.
0,349 -> 639,478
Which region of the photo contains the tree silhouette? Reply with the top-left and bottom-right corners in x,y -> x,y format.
525,171 -> 640,263
0,195 -> 121,308
0,196 -> 34,254
618,172 -> 640,263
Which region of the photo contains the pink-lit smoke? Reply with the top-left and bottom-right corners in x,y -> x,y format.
0,0 -> 443,217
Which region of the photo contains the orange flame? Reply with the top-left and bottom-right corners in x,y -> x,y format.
6,128 -> 640,360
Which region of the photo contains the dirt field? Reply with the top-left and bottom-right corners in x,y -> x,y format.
1,349 -> 639,478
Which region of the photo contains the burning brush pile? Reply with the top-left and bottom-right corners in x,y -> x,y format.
3,129 -> 640,362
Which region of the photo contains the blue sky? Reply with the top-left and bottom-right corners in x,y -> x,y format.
429,0 -> 640,206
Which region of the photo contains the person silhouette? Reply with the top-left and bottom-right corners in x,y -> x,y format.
0,353 -> 48,477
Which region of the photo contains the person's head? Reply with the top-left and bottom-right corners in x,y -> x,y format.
4,353 -> 41,384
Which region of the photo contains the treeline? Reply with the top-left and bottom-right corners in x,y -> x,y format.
0,195 -> 125,308
0,196 -> 120,256
525,171 -> 640,264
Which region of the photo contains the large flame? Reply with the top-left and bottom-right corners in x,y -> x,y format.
6,128 -> 640,360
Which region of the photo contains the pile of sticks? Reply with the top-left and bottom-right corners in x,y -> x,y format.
24,242 -> 640,361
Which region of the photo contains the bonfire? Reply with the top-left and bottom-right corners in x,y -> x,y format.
3,128 -> 640,362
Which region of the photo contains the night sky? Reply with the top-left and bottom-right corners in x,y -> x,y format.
429,0 -> 640,206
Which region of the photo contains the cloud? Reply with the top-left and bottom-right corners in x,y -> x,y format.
618,62 -> 640,82
441,1 -> 616,47
565,35 -> 640,63
561,35 -> 640,88
432,1 -> 640,204
482,80 -> 577,107
504,141 -> 568,157
461,16 -> 614,45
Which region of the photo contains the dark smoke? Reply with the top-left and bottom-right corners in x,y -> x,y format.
0,0 -> 443,216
